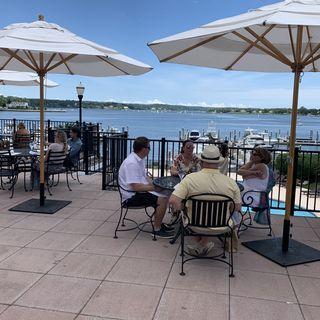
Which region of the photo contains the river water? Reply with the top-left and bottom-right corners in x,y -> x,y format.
0,109 -> 319,140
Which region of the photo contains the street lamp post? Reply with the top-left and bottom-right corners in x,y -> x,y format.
76,82 -> 85,127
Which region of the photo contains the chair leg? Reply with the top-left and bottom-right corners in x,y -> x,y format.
114,207 -> 125,239
267,208 -> 272,236
122,208 -> 130,226
229,231 -> 234,278
53,174 -> 60,187
46,176 -> 53,196
222,235 -> 227,259
76,169 -> 82,184
23,171 -> 28,192
180,223 -> 185,276
66,171 -> 72,191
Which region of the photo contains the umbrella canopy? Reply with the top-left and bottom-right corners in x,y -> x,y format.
0,15 -> 152,208
149,0 -> 320,252
0,70 -> 58,86
0,19 -> 152,76
149,0 -> 320,73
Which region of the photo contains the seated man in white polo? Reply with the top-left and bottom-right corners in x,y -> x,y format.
169,145 -> 242,255
119,136 -> 174,239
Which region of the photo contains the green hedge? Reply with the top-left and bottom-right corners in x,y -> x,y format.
275,153 -> 320,182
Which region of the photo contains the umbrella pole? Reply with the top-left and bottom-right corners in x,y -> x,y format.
282,68 -> 301,251
39,66 -> 45,206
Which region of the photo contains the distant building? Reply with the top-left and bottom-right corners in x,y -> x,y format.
6,101 -> 29,109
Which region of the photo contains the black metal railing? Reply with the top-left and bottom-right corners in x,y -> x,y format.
101,136 -> 320,214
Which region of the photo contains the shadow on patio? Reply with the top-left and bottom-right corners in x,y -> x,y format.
0,173 -> 319,320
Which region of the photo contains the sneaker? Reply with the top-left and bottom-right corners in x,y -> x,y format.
186,244 -> 201,256
153,227 -> 175,239
200,242 -> 215,256
161,223 -> 175,232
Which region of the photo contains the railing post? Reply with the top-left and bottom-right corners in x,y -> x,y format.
160,137 -> 166,177
102,135 -> 107,190
123,131 -> 128,162
47,127 -> 54,143
84,129 -> 89,175
96,123 -> 100,158
13,118 -> 16,133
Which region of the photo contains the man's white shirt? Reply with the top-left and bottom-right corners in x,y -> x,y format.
118,152 -> 149,201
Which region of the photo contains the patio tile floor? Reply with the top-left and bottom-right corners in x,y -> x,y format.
0,173 -> 319,320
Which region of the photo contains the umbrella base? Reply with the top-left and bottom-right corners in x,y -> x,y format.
9,198 -> 71,214
242,238 -> 320,267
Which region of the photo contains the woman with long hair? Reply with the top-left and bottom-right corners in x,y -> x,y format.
170,139 -> 201,179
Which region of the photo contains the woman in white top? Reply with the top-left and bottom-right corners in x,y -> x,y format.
45,130 -> 68,162
237,147 -> 271,207
32,130 -> 68,188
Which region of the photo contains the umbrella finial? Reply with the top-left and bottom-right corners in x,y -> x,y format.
38,14 -> 45,21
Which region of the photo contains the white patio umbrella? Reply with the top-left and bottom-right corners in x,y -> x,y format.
149,0 -> 320,265
0,15 -> 152,212
0,70 -> 58,87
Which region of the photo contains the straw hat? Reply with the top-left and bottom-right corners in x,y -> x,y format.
200,145 -> 224,164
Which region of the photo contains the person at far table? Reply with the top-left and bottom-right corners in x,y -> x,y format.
118,136 -> 174,239
32,130 -> 68,188
237,147 -> 272,208
218,140 -> 230,175
169,145 -> 242,256
64,126 -> 82,168
170,139 -> 201,179
13,122 -> 31,148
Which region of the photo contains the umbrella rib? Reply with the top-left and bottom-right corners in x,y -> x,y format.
0,48 -> 37,72
44,53 -> 57,70
24,50 -> 39,70
0,49 -> 19,70
225,25 -> 275,71
58,53 -> 74,75
46,54 -> 77,72
232,31 -> 288,66
288,26 -> 296,63
245,27 -> 292,66
305,27 -> 316,71
153,34 -> 224,63
302,42 -> 320,65
97,56 -> 130,75
304,52 -> 320,68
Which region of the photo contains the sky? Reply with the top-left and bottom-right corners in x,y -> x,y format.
0,0 -> 319,108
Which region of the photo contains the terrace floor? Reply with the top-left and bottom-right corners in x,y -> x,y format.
0,174 -> 319,320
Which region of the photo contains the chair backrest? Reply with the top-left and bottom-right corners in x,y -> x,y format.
114,168 -> 136,204
266,167 -> 276,192
0,150 -> 14,169
47,150 -> 67,167
184,193 -> 235,228
13,133 -> 31,148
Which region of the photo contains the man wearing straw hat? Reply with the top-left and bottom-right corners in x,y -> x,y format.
169,145 -> 241,256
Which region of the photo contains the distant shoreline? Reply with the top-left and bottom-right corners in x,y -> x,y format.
0,109 -> 66,112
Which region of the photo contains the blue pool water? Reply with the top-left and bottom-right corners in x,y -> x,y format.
244,200 -> 316,217
270,200 -> 315,217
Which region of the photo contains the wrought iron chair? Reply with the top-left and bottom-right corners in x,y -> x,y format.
238,168 -> 276,237
45,150 -> 70,195
0,150 -> 19,198
65,149 -> 82,185
113,169 -> 157,241
180,193 -> 236,277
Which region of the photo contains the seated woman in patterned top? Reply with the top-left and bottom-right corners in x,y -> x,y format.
170,140 -> 201,179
